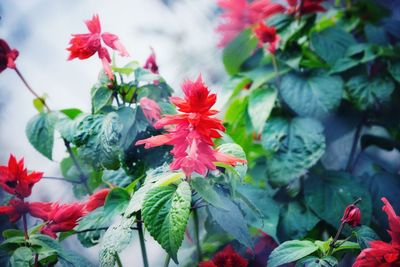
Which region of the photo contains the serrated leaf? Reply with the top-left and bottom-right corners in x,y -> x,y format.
223,29 -> 258,75
142,182 -> 191,263
190,176 -> 227,210
261,117 -> 325,186
280,72 -> 343,118
26,112 -> 57,160
10,247 -> 33,267
347,75 -> 395,110
248,85 -> 277,133
91,85 -> 113,113
268,240 -> 318,267
304,171 -> 372,227
354,225 -> 379,249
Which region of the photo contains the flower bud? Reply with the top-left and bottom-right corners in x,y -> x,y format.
341,204 -> 361,227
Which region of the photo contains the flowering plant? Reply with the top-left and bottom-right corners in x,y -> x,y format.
1,1 -> 400,266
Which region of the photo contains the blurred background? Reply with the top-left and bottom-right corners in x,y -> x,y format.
0,0 -> 227,266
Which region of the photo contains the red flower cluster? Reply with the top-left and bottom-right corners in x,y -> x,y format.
341,204 -> 361,227
0,39 -> 19,72
199,245 -> 248,267
136,75 -> 246,177
216,0 -> 285,47
286,0 -> 326,16
353,198 -> 400,266
143,48 -> 159,74
67,14 -> 129,80
140,97 -> 162,125
0,154 -> 110,238
252,22 -> 280,54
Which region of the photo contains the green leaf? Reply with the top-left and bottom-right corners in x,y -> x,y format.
102,168 -> 133,187
99,217 -> 136,267
295,256 -> 338,267
347,75 -> 395,110
91,85 -> 113,113
208,190 -> 253,248
332,241 -> 359,254
354,225 -> 379,249
26,112 -> 57,160
2,229 -> 24,239
73,113 -> 123,170
248,85 -> 277,133
190,176 -> 227,210
268,240 -> 319,267
388,61 -> 400,83
278,201 -> 319,241
261,117 -> 325,186
223,29 -> 258,75
60,108 -> 83,119
33,97 -> 45,113
304,171 -> 372,227
104,188 -> 130,216
280,72 -> 343,118
142,182 -> 191,263
10,247 -> 33,267
311,26 -> 356,66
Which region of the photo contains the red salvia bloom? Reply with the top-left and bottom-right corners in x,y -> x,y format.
28,202 -> 53,221
0,39 -> 19,72
199,245 -> 248,267
353,198 -> 400,266
341,204 -> 361,227
67,14 -> 129,80
0,198 -> 29,223
136,75 -> 246,177
40,202 -> 86,238
253,22 -> 280,54
0,155 -> 43,198
84,188 -> 110,212
286,0 -> 326,16
216,0 -> 285,47
143,48 -> 159,74
140,97 -> 162,125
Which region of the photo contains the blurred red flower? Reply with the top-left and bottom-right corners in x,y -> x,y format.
216,0 -> 285,47
0,39 -> 19,72
28,202 -> 53,221
143,48 -> 159,74
0,198 -> 29,222
341,204 -> 361,227
40,202 -> 86,238
253,22 -> 280,54
0,155 -> 43,198
199,245 -> 248,267
140,97 -> 162,125
353,198 -> 400,266
136,75 -> 246,177
286,0 -> 326,16
67,14 -> 129,80
84,188 -> 110,212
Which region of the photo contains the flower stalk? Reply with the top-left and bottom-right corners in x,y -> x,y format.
193,208 -> 202,263
137,212 -> 149,267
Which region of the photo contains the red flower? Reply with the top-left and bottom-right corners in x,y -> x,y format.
143,48 -> 159,74
84,188 -> 110,212
0,39 -> 19,72
253,22 -> 280,54
341,204 -> 361,227
286,0 -> 326,16
0,198 -> 29,222
216,0 -> 285,47
199,245 -> 248,267
140,97 -> 162,125
67,14 -> 129,80
40,202 -> 86,238
353,198 -> 400,266
136,75 -> 246,177
0,155 -> 43,198
28,202 -> 53,221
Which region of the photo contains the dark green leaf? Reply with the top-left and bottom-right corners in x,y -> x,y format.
295,256 -> 338,267
268,240 -> 318,267
103,188 -> 130,215
102,168 -> 133,187
10,247 -> 33,267
248,85 -> 277,133
354,225 -> 379,249
190,176 -> 227,210
280,72 -> 343,118
91,85 -> 113,113
223,29 -> 258,75
388,61 -> 400,83
26,112 -> 57,160
261,117 -> 325,186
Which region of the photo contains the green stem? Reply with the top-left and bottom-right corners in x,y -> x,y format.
164,254 -> 170,267
271,54 -> 281,86
193,208 -> 202,263
22,212 -> 29,240
137,212 -> 149,267
34,253 -> 39,267
115,253 -> 123,267
328,222 -> 344,255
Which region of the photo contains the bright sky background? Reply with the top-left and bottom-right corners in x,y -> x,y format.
0,0 -> 226,265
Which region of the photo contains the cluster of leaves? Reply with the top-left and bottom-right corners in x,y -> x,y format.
219,0 -> 400,265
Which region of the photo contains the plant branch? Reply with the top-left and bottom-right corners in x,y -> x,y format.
74,226 -> 138,234
192,208 -> 202,263
345,114 -> 366,172
136,212 -> 149,267
115,253 -> 123,267
22,212 -> 29,240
